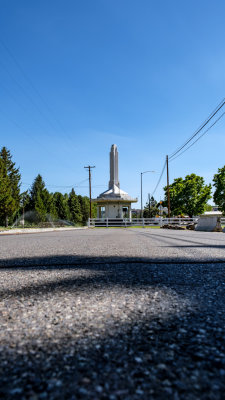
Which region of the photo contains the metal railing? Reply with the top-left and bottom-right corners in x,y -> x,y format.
88,217 -> 199,228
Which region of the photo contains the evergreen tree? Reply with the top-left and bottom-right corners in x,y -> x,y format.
0,147 -> 21,226
0,158 -> 14,226
68,188 -> 82,224
29,175 -> 51,221
143,196 -> 159,217
53,192 -> 70,220
78,195 -> 90,224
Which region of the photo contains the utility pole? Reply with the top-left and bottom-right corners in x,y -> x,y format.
84,165 -> 95,219
166,155 -> 171,218
141,172 -> 143,218
148,193 -> 151,218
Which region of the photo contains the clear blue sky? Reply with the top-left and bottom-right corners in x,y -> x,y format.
0,0 -> 225,207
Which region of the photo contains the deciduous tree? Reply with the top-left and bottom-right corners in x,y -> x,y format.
213,166 -> 225,214
164,174 -> 211,217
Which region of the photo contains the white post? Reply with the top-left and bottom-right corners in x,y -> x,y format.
106,218 -> 108,228
142,218 -> 144,228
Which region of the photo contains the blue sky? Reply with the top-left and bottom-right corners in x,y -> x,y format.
0,0 -> 225,206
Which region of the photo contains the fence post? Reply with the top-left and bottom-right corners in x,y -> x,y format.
106,218 -> 108,228
125,218 -> 127,228
88,218 -> 90,227
142,218 -> 144,228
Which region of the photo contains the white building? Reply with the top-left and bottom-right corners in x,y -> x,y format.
93,144 -> 137,219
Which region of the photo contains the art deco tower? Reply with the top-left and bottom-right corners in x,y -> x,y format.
109,144 -> 120,189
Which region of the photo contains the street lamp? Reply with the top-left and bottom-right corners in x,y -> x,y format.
141,171 -> 155,218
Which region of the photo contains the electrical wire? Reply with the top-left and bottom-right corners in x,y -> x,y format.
0,39 -> 74,145
170,111 -> 225,162
20,179 -> 106,190
151,159 -> 166,196
169,99 -> 225,160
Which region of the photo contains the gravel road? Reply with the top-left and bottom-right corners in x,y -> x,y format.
0,228 -> 225,399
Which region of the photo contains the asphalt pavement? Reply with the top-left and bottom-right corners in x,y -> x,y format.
0,227 -> 225,265
0,228 -> 225,399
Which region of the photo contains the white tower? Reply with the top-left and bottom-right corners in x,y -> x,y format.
109,144 -> 120,189
93,144 -> 137,219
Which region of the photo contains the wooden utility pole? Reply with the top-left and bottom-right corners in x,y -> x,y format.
84,166 -> 95,219
166,155 -> 171,218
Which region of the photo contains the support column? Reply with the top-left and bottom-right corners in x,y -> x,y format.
128,205 -> 132,221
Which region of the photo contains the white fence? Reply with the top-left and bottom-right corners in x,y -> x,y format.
88,217 -> 199,228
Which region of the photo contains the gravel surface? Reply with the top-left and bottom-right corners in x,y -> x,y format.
0,229 -> 225,399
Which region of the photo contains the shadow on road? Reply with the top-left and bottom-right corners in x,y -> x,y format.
0,256 -> 225,399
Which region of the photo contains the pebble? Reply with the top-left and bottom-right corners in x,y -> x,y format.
0,261 -> 225,398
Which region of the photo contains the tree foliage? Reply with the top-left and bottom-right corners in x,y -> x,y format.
68,188 -> 82,224
0,147 -> 21,226
213,165 -> 225,214
164,174 -> 212,217
0,147 -> 98,227
143,196 -> 159,217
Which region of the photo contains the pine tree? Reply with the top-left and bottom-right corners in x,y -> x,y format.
29,175 -> 51,221
68,188 -> 82,224
78,195 -> 89,224
0,147 -> 21,226
143,196 -> 159,217
53,192 -> 70,220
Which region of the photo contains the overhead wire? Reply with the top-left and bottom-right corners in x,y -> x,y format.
170,111 -> 225,162
20,179 -> 106,190
151,159 -> 167,196
0,39 -> 74,145
169,99 -> 225,160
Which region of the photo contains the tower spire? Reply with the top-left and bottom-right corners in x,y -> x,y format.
109,144 -> 120,189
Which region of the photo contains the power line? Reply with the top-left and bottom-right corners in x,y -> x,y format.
169,99 -> 225,160
0,39 -> 66,129
0,39 -> 74,145
170,111 -> 225,162
151,159 -> 166,196
21,178 -> 89,189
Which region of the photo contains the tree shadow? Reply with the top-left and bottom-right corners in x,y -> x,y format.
0,256 -> 225,399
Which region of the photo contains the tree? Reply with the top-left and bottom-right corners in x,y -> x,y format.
53,192 -> 70,220
0,147 -> 21,226
164,174 -> 211,217
77,195 -> 97,224
204,204 -> 213,212
78,195 -> 89,224
143,196 -> 159,217
213,165 -> 225,214
0,158 -> 14,226
68,189 -> 82,224
29,174 -> 52,221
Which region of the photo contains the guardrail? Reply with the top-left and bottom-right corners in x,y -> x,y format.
88,217 -> 199,228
